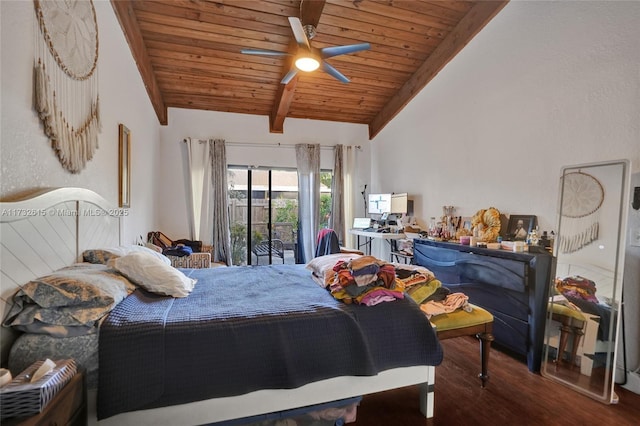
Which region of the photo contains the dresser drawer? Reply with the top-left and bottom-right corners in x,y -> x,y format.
453,284 -> 529,321
414,243 -> 528,293
413,238 -> 553,372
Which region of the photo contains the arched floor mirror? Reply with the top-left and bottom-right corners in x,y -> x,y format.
542,159 -> 631,403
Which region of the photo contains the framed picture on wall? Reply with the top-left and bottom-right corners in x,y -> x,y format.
506,215 -> 536,241
119,124 -> 131,208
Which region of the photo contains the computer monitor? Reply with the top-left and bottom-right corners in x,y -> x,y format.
391,193 -> 408,214
368,193 -> 391,214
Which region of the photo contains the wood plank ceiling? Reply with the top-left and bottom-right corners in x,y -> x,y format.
112,0 -> 508,139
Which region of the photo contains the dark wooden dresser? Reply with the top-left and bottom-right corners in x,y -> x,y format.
413,239 -> 555,372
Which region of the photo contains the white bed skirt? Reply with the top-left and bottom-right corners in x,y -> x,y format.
91,365 -> 435,426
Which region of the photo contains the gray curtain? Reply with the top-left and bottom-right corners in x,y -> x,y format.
209,138 -> 233,265
330,145 -> 345,245
295,144 -> 321,263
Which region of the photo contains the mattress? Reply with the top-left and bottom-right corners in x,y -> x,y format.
98,264 -> 442,419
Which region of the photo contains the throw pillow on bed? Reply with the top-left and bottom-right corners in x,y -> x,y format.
2,263 -> 136,337
83,245 -> 172,266
110,251 -> 196,297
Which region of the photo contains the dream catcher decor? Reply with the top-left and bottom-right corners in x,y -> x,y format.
33,0 -> 101,174
558,171 -> 604,253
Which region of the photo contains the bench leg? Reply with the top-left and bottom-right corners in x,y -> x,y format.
555,323 -> 572,365
476,331 -> 494,388
569,326 -> 584,367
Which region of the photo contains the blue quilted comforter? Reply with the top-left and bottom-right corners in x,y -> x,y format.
98,264 -> 442,419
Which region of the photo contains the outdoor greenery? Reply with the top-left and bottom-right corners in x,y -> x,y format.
227,169 -> 334,265
230,222 -> 247,265
274,199 -> 298,229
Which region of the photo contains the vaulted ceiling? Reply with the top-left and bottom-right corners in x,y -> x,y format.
112,0 -> 508,139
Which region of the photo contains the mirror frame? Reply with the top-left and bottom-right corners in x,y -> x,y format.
542,159 -> 630,403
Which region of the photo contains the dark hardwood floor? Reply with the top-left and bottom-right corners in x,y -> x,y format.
353,337 -> 640,425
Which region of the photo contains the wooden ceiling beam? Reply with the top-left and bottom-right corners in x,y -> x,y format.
111,0 -> 167,125
270,75 -> 299,134
368,0 -> 509,140
270,0 -> 326,133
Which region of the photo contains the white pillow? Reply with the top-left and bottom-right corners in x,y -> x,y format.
110,245 -> 172,265
110,252 -> 196,298
306,253 -> 362,287
83,245 -> 171,266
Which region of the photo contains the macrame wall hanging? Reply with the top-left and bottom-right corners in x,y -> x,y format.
558,171 -> 605,254
33,0 -> 100,174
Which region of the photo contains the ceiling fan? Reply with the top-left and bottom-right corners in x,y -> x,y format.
241,17 -> 370,84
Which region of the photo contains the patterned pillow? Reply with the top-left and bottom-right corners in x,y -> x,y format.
82,249 -> 118,265
83,245 -> 171,265
2,263 -> 136,337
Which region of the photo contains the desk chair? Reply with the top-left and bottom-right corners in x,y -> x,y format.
431,304 -> 494,388
316,229 -> 364,257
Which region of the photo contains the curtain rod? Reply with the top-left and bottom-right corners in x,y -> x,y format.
182,139 -> 361,150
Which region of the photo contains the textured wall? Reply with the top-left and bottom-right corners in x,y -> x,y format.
0,1 -> 161,244
371,1 -> 640,393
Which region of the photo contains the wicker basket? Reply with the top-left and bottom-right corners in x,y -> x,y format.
0,359 -> 77,419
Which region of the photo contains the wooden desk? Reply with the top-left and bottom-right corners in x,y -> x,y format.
348,229 -> 405,258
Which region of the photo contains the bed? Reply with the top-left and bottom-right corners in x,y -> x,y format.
0,187 -> 442,426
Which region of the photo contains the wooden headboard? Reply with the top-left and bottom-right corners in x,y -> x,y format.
0,187 -> 121,365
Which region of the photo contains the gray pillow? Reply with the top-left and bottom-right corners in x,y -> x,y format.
3,263 -> 135,337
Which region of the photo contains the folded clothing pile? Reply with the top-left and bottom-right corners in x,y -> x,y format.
394,264 -> 438,304
393,264 -> 471,319
328,256 -> 404,306
556,275 -> 598,303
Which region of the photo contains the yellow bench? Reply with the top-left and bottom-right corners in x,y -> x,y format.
431,304 -> 494,388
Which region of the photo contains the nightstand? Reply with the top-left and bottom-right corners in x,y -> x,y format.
3,371 -> 87,426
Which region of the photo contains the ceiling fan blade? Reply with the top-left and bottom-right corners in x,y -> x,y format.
320,43 -> 371,59
288,17 -> 311,50
321,61 -> 350,83
241,48 -> 291,57
281,67 -> 299,85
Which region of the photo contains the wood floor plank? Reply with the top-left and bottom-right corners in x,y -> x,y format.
353,337 -> 640,425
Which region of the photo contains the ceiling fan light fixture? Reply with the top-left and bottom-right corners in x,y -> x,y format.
295,55 -> 320,72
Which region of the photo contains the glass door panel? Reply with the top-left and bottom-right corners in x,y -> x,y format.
228,167 -> 303,265
227,168 -> 249,266
250,169 -> 271,265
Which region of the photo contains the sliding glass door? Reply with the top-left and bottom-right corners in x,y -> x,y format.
227,166 -> 332,265
227,167 -> 296,265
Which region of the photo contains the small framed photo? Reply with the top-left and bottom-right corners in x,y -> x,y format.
118,124 -> 131,208
506,215 -> 536,241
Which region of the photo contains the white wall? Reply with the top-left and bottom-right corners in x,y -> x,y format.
157,108 -> 370,239
371,1 -> 639,233
370,0 -> 640,392
0,0 -> 160,244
